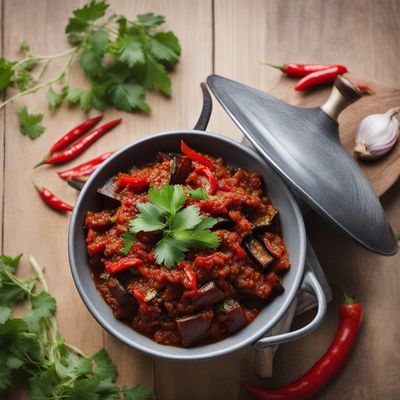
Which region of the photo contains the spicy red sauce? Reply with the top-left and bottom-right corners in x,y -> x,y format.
85,149 -> 290,347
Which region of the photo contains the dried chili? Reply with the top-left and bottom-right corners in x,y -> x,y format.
38,118 -> 122,166
295,65 -> 348,91
35,185 -> 73,212
268,63 -> 347,78
48,114 -> 103,155
241,294 -> 362,400
57,151 -> 113,180
180,140 -> 215,170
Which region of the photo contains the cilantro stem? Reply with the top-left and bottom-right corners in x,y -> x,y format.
0,49 -> 77,110
29,255 -> 48,292
12,47 -> 77,71
35,58 -> 51,82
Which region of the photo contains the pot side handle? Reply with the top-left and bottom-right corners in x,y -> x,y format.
253,265 -> 327,348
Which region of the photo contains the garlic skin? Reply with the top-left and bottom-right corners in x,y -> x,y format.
354,107 -> 399,160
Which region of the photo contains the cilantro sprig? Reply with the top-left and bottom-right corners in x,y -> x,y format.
127,185 -> 219,268
0,0 -> 181,138
0,254 -> 152,399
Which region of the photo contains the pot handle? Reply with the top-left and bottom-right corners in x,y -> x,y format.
253,265 -> 327,348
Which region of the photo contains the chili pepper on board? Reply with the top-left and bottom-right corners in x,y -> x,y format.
36,118 -> 122,167
180,140 -> 215,170
57,151 -> 113,180
48,114 -> 103,156
34,185 -> 73,212
241,294 -> 362,400
267,63 -> 347,78
196,165 -> 218,195
295,65 -> 348,91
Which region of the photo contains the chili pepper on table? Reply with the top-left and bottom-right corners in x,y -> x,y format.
58,151 -> 114,180
196,165 -> 218,195
295,65 -> 348,91
268,63 -> 347,78
34,185 -> 73,212
47,114 -> 103,156
180,140 -> 215,171
105,257 -> 144,274
241,294 -> 362,400
36,118 -> 122,166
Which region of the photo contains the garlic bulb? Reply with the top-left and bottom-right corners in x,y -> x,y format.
354,107 -> 399,160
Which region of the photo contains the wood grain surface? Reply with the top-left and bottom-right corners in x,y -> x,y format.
1,1 -> 399,400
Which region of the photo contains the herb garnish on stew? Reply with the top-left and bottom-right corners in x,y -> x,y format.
127,184 -> 220,268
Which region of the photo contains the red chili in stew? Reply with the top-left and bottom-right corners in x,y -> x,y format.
85,144 -> 291,347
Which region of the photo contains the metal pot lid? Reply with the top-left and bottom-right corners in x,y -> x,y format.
207,74 -> 397,256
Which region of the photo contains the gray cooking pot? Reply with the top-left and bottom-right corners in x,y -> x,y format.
68,130 -> 327,361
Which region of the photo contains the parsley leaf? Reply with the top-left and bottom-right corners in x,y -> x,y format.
189,187 -> 208,199
108,82 -> 150,112
122,384 -> 154,400
121,231 -> 137,255
118,36 -> 145,67
16,106 -> 45,140
129,185 -> 219,267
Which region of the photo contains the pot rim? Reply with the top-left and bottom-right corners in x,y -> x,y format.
68,130 -> 306,361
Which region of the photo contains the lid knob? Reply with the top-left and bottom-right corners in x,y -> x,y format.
320,75 -> 363,120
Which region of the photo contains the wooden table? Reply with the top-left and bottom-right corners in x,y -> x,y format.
2,1 -> 399,399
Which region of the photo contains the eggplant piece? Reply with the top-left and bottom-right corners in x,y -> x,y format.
97,176 -> 119,200
211,217 -> 234,231
244,236 -> 274,269
176,311 -> 213,347
220,299 -> 246,334
252,212 -> 279,234
106,277 -> 138,320
169,156 -> 192,184
191,282 -> 224,311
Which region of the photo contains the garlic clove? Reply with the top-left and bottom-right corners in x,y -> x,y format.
354,107 -> 399,160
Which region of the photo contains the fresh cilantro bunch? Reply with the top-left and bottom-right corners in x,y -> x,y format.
127,185 -> 219,268
0,254 -> 152,400
0,0 -> 181,139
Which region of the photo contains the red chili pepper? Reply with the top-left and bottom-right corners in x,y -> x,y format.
268,63 -> 347,78
38,118 -> 122,166
180,262 -> 197,290
105,257 -> 144,274
58,151 -> 113,180
295,65 -> 348,91
87,239 -> 108,255
356,84 -> 376,95
180,140 -> 215,171
241,294 -> 362,400
34,185 -> 73,212
196,166 -> 218,195
48,114 -> 103,155
116,175 -> 149,191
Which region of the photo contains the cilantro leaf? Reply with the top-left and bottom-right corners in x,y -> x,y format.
129,202 -> 166,233
66,0 -> 108,34
23,292 -> 56,333
136,13 -> 165,29
0,57 -> 16,92
144,55 -> 171,96
194,216 -> 218,230
174,229 -> 220,249
16,106 -> 46,140
0,353 -> 12,389
119,36 -> 145,67
150,36 -> 179,64
189,187 -> 208,199
108,82 -> 150,112
170,206 -> 202,231
46,86 -> 67,111
19,39 -> 30,53
91,348 -> 118,381
148,184 -> 185,214
155,236 -> 186,268
121,231 -> 137,255
123,384 -> 154,400
0,306 -> 11,324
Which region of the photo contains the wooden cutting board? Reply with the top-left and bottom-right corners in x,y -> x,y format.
267,73 -> 400,197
